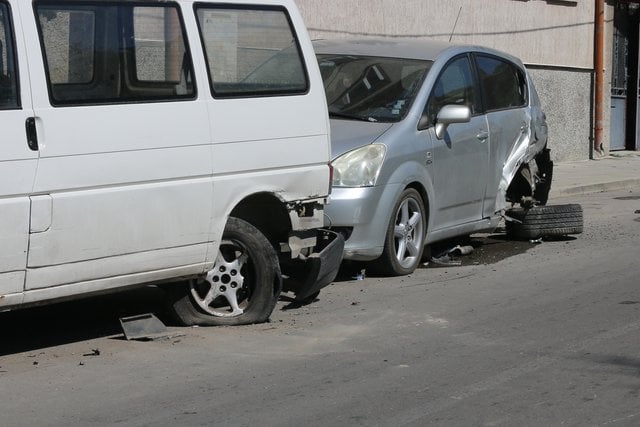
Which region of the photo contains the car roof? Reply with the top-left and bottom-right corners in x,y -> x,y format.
312,38 -> 526,70
313,38 -> 455,61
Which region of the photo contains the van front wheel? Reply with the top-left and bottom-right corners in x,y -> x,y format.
169,217 -> 281,326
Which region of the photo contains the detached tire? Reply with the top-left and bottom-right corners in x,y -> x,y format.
169,217 -> 281,326
506,203 -> 583,240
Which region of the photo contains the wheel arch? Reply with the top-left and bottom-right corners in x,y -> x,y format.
385,158 -> 434,235
505,146 -> 553,207
229,192 -> 292,249
404,181 -> 430,229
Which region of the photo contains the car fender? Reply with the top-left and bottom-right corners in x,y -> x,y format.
383,157 -> 435,233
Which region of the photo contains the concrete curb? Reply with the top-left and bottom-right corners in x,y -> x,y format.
551,178 -> 640,198
550,152 -> 640,198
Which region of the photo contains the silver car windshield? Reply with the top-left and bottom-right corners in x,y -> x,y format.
317,54 -> 432,123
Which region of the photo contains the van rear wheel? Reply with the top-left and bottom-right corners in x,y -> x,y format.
169,217 -> 281,326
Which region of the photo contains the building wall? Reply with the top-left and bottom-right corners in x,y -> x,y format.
295,0 -> 611,162
528,67 -> 592,161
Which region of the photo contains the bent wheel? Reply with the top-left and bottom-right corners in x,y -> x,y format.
373,188 -> 426,276
169,217 -> 281,326
506,203 -> 583,240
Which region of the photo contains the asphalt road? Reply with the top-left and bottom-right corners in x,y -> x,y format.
1,188 -> 639,426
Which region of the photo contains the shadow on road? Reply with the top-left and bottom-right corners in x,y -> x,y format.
332,230 -> 577,281
1,232 -> 577,356
0,287 -> 170,356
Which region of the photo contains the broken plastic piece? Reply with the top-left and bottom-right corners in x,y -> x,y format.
529,237 -> 543,244
448,245 -> 474,256
430,254 -> 462,267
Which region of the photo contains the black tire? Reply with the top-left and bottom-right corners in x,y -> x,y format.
506,203 -> 583,240
169,217 -> 281,326
372,188 -> 426,276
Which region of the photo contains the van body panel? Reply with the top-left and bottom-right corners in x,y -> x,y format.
22,262 -> 208,305
26,180 -> 214,268
211,137 -> 329,196
25,244 -> 210,291
19,2 -> 215,283
29,194 -> 52,233
0,0 -> 339,317
0,1 -> 36,298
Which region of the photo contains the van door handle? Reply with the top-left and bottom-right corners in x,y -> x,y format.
26,117 -> 39,151
476,130 -> 489,142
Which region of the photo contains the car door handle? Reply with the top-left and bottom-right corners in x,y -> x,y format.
476,130 -> 489,141
26,117 -> 39,151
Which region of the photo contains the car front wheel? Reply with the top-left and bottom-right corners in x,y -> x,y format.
374,188 -> 426,276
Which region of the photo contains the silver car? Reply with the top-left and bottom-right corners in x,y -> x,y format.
315,39 -> 551,275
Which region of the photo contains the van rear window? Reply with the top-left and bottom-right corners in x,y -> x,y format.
195,4 -> 308,98
35,2 -> 195,106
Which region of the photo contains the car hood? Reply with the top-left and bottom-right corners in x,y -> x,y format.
329,119 -> 394,160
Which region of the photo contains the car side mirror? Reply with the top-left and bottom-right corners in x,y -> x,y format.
434,105 -> 471,140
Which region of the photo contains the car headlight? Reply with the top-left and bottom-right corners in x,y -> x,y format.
332,144 -> 386,187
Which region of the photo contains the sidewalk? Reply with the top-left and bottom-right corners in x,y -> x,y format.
551,151 -> 640,198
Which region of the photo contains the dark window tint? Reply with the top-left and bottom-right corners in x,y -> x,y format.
36,2 -> 195,105
0,2 -> 19,109
195,5 -> 307,97
476,55 -> 527,112
427,56 -> 479,123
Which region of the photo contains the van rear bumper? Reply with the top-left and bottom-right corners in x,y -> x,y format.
281,229 -> 344,301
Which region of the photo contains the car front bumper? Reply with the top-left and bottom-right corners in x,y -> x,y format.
325,183 -> 402,261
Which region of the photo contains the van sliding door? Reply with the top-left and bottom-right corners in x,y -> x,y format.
21,2 -> 213,296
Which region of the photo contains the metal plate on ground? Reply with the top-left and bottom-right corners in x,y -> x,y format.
119,313 -> 169,341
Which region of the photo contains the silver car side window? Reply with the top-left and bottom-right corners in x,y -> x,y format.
426,55 -> 478,125
476,55 -> 527,111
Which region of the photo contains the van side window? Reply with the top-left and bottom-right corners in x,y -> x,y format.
476,55 -> 527,112
195,5 -> 308,98
0,2 -> 19,109
35,2 -> 195,105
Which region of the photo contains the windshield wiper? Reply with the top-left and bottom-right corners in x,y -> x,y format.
329,111 -> 377,122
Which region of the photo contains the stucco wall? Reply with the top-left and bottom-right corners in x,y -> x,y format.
527,67 -> 592,162
294,0 -> 611,161
295,0 -> 594,69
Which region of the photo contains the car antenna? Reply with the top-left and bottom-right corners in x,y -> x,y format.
449,6 -> 463,43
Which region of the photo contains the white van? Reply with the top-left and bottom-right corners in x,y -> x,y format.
0,0 -> 342,325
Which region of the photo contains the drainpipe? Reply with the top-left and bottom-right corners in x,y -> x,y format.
594,0 -> 605,155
